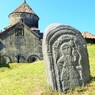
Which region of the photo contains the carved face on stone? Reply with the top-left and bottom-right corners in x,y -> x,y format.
61,43 -> 72,55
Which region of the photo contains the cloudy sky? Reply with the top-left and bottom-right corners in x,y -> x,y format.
0,0 -> 95,34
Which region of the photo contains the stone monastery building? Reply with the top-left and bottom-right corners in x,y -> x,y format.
0,1 -> 43,63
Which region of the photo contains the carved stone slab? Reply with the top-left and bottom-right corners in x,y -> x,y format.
42,24 -> 90,92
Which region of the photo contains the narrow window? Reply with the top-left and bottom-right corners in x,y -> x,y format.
15,25 -> 24,36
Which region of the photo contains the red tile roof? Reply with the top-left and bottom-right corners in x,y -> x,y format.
82,32 -> 95,39
10,2 -> 36,15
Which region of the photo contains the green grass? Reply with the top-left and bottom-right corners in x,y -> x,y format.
0,45 -> 95,95
88,45 -> 95,77
0,61 -> 47,95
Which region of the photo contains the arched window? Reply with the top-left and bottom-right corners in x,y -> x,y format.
0,55 -> 11,64
27,55 -> 40,63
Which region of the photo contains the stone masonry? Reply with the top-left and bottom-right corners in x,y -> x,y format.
0,1 -> 43,63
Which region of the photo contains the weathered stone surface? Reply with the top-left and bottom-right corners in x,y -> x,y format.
9,2 -> 39,28
0,2 -> 43,63
43,24 -> 90,92
0,22 -> 43,63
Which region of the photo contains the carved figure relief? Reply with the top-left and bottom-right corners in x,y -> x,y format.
43,24 -> 90,92
57,40 -> 82,91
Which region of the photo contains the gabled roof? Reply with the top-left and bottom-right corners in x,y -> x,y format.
9,2 -> 37,16
0,21 -> 40,38
82,32 -> 95,39
0,22 -> 18,36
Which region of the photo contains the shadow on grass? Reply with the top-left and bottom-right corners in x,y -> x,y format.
0,64 -> 10,68
91,76 -> 95,81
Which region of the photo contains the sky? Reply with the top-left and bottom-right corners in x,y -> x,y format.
0,0 -> 95,35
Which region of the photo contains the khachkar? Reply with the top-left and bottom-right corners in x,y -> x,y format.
42,24 -> 90,92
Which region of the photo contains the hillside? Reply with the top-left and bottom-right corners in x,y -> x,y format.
0,45 -> 95,95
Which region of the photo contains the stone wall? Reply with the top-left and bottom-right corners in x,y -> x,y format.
0,23 -> 42,63
9,13 -> 39,28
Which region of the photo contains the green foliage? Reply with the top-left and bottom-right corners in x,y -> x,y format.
0,45 -> 95,95
87,45 -> 95,76
0,61 -> 47,95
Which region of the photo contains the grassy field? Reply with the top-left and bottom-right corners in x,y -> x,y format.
0,45 -> 95,95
